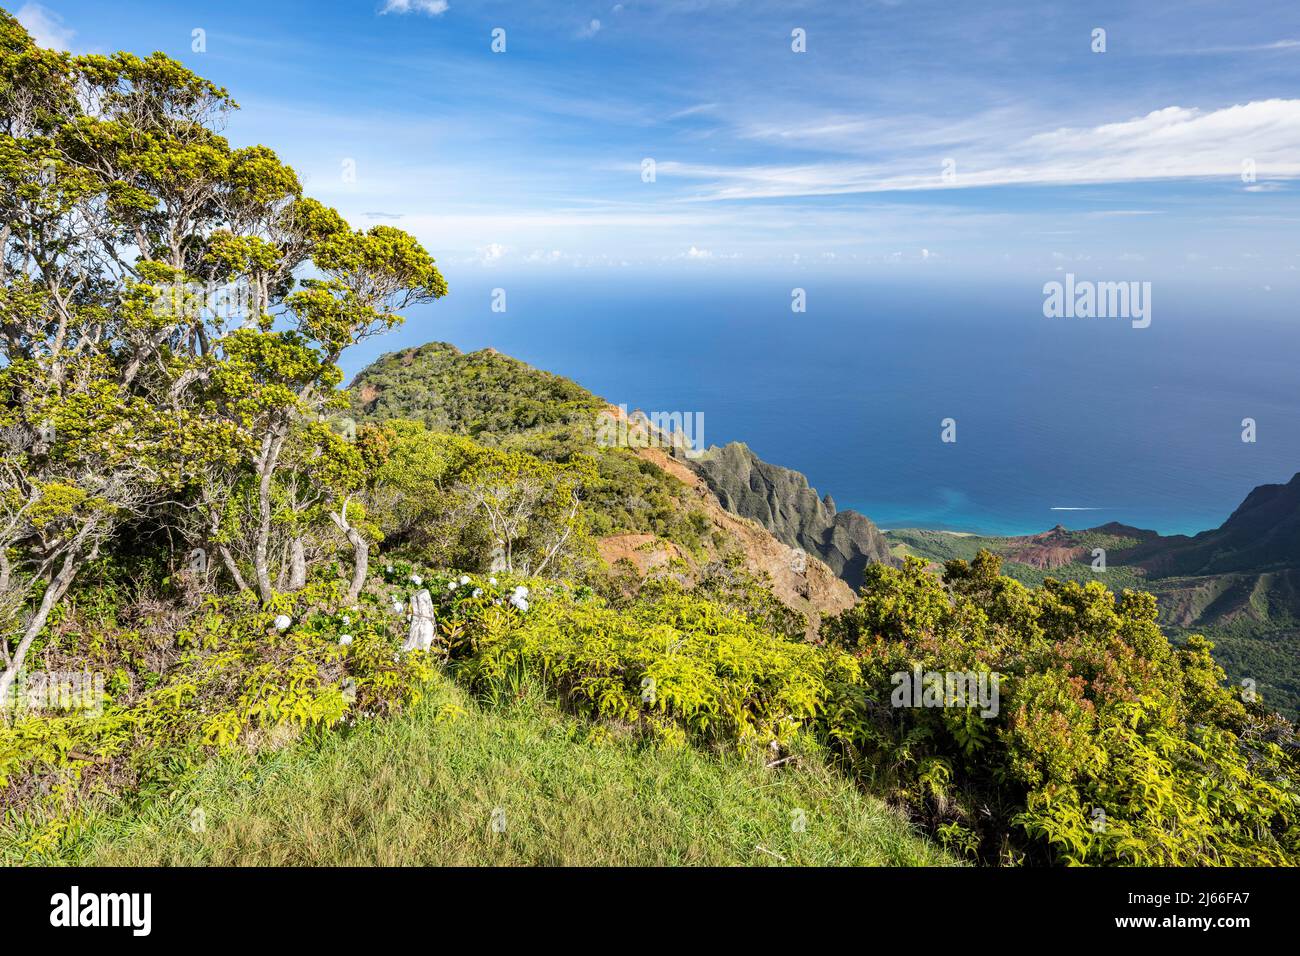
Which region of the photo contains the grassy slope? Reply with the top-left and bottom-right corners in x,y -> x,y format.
52,675 -> 953,867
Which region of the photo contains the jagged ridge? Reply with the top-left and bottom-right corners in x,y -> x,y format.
688,442 -> 898,590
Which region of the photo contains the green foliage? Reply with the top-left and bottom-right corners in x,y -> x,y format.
350,342 -> 604,443
368,421 -> 593,576
597,551 -> 809,642
821,552 -> 1300,865
349,346 -> 715,550
581,447 -> 710,551
434,575 -> 846,750
0,7 -> 447,631
0,579 -> 433,860
32,674 -> 953,867
887,529 -> 1300,721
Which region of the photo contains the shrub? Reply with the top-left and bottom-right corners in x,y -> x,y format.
597,553 -> 809,643
820,552 -> 1300,865
437,577 -> 848,749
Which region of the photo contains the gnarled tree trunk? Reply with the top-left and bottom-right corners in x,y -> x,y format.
0,531 -> 98,707
329,497 -> 368,603
252,428 -> 283,606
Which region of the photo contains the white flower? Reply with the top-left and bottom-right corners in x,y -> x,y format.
458,575 -> 471,586
472,588 -> 482,598
509,593 -> 530,612
385,565 -> 394,573
489,578 -> 497,585
512,585 -> 529,600
447,582 -> 456,591
410,573 -> 423,586
392,600 -> 404,613
341,615 -> 350,626
273,614 -> 292,632
339,634 -> 353,646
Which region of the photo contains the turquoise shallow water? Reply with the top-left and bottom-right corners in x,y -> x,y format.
344,274 -> 1300,537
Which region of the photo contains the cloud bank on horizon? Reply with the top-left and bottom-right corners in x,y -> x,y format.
16,0 -> 1300,280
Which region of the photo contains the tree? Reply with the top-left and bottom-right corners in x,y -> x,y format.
363,423 -> 592,578
0,12 -> 445,700
213,227 -> 445,605
449,446 -> 592,577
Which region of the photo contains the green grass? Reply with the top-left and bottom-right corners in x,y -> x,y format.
884,529 -> 997,564
28,675 -> 954,866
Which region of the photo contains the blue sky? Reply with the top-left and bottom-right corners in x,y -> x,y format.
13,0 -> 1300,284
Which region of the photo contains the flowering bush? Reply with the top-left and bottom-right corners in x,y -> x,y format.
0,578 -> 433,860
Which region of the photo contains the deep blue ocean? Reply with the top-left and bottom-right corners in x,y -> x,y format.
343,274 -> 1300,537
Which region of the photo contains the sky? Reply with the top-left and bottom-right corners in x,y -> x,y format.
12,0 -> 1300,285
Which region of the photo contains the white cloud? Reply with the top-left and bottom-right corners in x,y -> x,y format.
660,99 -> 1300,200
578,19 -> 602,39
332,201 -> 1024,270
16,3 -> 75,50
380,0 -> 450,16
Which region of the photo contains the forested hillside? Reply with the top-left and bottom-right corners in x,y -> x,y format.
888,486 -> 1300,721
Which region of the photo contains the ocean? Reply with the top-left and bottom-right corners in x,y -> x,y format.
343,272 -> 1300,538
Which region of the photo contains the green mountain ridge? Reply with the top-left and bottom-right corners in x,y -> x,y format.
347,341 -> 1300,720
349,341 -> 606,444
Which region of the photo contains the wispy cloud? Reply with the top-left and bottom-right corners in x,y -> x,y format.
657,100 -> 1300,200
1167,39 -> 1300,55
666,103 -> 718,121
48,0 -> 1300,275
380,0 -> 449,17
